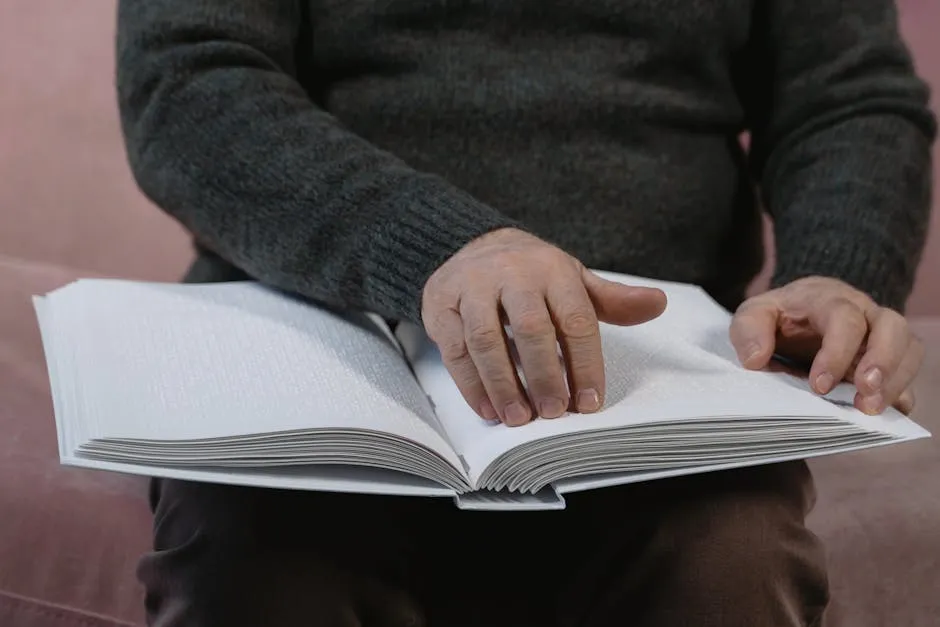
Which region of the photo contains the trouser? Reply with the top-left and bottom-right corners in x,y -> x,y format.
138,461 -> 829,627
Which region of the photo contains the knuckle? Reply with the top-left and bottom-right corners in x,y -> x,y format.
560,308 -> 598,338
845,316 -> 868,337
423,310 -> 453,338
568,256 -> 587,273
438,338 -> 470,363
835,303 -> 868,334
512,312 -> 554,340
526,373 -> 561,390
881,307 -> 906,326
735,294 -> 768,313
856,292 -> 878,311
830,295 -> 857,312
524,375 -> 563,397
482,373 -> 520,395
466,327 -> 505,354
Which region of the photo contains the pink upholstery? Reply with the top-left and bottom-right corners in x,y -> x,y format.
0,260 -> 150,627
0,1 -> 937,626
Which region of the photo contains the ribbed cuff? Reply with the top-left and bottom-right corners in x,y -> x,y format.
365,175 -> 522,325
771,231 -> 917,313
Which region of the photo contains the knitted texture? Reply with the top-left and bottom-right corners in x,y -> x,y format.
116,0 -> 936,323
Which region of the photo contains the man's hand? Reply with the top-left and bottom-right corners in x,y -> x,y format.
422,228 -> 667,426
730,276 -> 923,415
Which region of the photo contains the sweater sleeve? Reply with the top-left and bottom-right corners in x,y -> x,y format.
742,0 -> 937,312
115,0 -> 518,324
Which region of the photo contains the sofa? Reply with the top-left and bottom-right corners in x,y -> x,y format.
0,1 -> 938,625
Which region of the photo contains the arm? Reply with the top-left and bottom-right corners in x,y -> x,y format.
741,0 -> 937,311
116,0 -> 517,324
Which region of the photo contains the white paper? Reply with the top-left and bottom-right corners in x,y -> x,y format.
34,280 -> 467,486
60,454 -> 457,498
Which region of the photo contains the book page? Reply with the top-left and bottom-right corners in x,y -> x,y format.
400,273 -> 847,484
38,280 -> 464,472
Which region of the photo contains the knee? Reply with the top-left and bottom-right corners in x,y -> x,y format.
659,464 -> 830,617
138,479 -> 425,627
139,548 -> 425,627
674,483 -> 827,578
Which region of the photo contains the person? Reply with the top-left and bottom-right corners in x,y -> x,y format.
115,0 -> 935,625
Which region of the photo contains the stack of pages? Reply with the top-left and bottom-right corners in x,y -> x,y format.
32,272 -> 929,510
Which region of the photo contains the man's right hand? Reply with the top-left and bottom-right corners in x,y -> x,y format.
421,228 -> 667,427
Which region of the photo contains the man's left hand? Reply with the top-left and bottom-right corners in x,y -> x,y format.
729,276 -> 923,415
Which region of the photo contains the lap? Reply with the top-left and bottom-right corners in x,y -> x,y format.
140,462 -> 823,627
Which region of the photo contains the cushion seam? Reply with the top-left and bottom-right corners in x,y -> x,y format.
0,252 -> 109,278
0,588 -> 139,627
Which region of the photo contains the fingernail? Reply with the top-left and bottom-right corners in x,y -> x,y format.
479,399 -> 498,421
815,373 -> 835,394
538,397 -> 567,419
504,401 -> 531,426
864,367 -> 883,391
577,388 -> 601,412
862,393 -> 884,415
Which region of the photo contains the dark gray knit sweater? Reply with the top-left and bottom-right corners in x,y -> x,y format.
115,0 -> 935,323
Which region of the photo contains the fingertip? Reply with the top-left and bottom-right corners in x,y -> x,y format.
812,371 -> 835,395
576,388 -> 602,413
502,400 -> 532,427
730,304 -> 778,368
590,283 -> 666,326
738,341 -> 771,370
630,293 -> 667,323
628,285 -> 666,303
635,287 -> 668,317
478,398 -> 498,421
854,391 -> 884,415
897,388 -> 916,415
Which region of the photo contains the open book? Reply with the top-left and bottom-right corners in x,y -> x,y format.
32,272 -> 929,510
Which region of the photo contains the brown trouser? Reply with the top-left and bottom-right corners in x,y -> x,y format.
138,461 -> 829,627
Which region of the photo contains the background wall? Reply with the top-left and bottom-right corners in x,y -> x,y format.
0,0 -> 937,312
896,0 -> 940,313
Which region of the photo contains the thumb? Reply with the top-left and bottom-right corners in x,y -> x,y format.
581,269 -> 667,326
729,298 -> 779,369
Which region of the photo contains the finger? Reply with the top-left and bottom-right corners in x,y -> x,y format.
546,277 -> 607,413
856,337 -> 924,415
501,289 -> 569,418
460,296 -> 531,426
895,387 -> 916,415
729,298 -> 779,369
853,308 -> 910,397
581,268 -> 667,326
426,307 -> 495,421
808,298 -> 868,395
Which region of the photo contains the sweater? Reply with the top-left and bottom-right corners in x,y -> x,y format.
115,0 -> 936,323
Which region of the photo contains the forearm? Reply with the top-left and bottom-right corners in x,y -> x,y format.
116,0 -> 516,324
745,0 -> 936,311
766,113 -> 933,310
